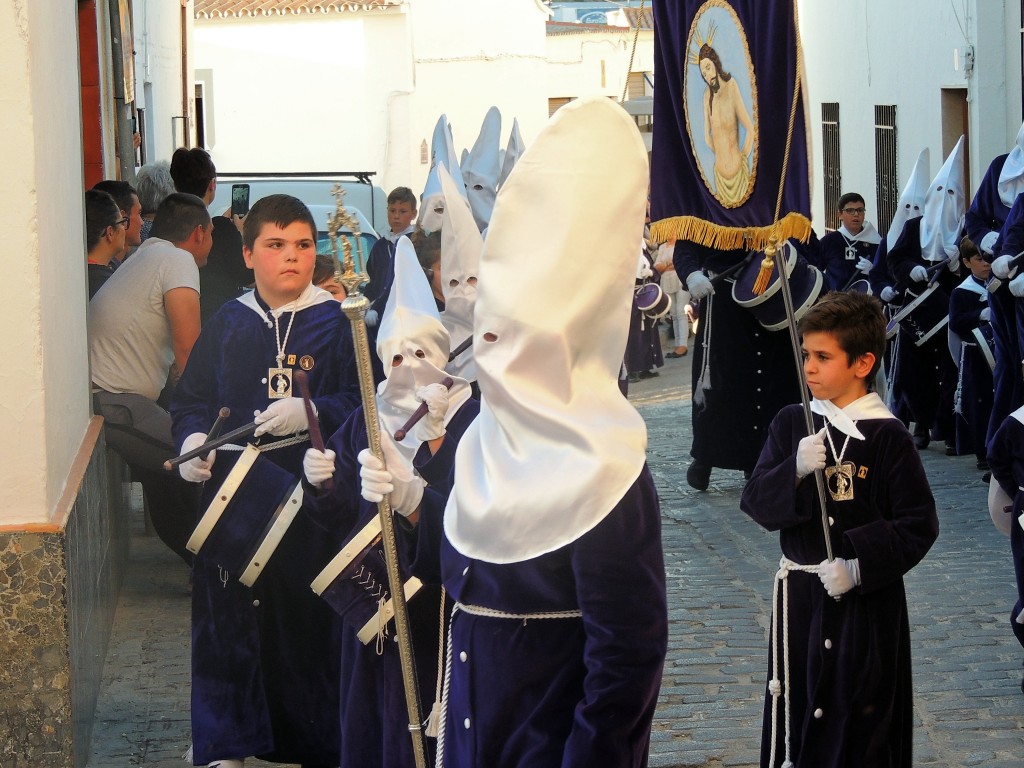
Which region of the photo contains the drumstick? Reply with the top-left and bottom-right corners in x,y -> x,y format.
447,336 -> 472,362
163,421 -> 258,470
708,250 -> 756,288
394,377 -> 454,441
202,407 -> 230,461
294,369 -> 332,490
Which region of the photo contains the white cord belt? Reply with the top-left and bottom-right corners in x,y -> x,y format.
434,601 -> 583,767
769,556 -> 820,768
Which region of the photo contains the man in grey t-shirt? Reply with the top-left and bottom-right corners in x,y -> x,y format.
90,193 -> 212,564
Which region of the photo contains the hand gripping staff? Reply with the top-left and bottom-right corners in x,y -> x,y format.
327,186 -> 428,768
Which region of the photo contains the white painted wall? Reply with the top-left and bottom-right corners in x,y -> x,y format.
799,0 -> 1022,232
193,10 -> 411,187
134,0 -> 193,162
546,27 -> 654,103
0,4 -> 89,525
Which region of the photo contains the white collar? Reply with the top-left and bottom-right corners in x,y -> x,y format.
1011,404 -> 1024,426
237,283 -> 334,322
838,222 -> 880,245
956,274 -> 988,298
385,225 -> 415,244
811,393 -> 895,440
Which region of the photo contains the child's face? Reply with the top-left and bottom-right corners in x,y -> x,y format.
388,202 -> 416,235
801,330 -> 874,409
963,253 -> 991,280
838,201 -> 866,234
243,221 -> 317,309
316,276 -> 345,302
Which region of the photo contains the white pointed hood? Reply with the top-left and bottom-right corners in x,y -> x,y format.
887,148 -> 930,251
419,115 -> 466,234
497,118 -> 525,190
439,163 -> 483,382
461,106 -> 502,233
375,236 -> 471,460
998,121 -> 1024,207
920,136 -> 966,263
444,96 -> 649,564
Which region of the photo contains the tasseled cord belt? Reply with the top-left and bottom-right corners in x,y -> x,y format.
769,556 -> 819,768
433,602 -> 583,768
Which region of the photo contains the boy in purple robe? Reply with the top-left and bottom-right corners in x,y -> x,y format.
171,194 -> 360,768
741,291 -> 939,768
357,96 -> 668,768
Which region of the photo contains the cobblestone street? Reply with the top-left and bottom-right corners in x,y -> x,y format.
88,351 -> 1024,767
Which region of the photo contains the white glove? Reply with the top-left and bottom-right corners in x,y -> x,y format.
818,557 -> 861,598
686,271 -> 715,300
303,448 -> 336,488
178,432 -> 215,483
357,439 -> 426,517
414,383 -> 449,442
856,256 -> 873,274
993,254 -> 1018,280
254,397 -> 309,437
879,286 -> 898,304
365,309 -> 379,328
980,231 -> 999,255
1010,274 -> 1024,298
980,307 -> 992,323
910,265 -> 928,283
795,427 -> 827,479
639,264 -> 654,279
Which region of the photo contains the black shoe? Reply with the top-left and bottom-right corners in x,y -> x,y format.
912,423 -> 930,450
945,441 -> 956,457
743,470 -> 753,481
982,472 -> 992,484
687,460 -> 711,491
638,370 -> 660,379
628,372 -> 640,383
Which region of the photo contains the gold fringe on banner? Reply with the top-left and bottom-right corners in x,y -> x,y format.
649,212 -> 812,251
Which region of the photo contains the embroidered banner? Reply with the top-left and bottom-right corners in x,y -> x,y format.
649,0 -> 811,250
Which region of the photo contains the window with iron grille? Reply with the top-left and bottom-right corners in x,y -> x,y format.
875,105 -> 898,237
822,103 -> 841,231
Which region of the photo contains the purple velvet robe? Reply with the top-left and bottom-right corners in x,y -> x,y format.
740,404 -> 939,768
982,415 -> 1024,650
969,154 -> 1019,449
171,292 -> 360,766
305,398 -> 480,768
410,466 -> 667,768
818,230 -> 876,293
949,279 -> 994,458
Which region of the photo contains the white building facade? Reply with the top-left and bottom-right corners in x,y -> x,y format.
798,0 -> 1023,233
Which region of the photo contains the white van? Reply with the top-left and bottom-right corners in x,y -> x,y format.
209,173 -> 386,273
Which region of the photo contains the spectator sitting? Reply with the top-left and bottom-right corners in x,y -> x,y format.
92,179 -> 144,265
84,189 -> 126,298
170,147 -> 253,323
135,160 -> 176,243
89,192 -> 213,565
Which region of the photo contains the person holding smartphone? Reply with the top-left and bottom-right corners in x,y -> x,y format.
170,148 -> 254,324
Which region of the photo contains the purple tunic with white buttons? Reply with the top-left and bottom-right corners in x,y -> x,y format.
740,404 -> 939,768
410,466 -> 667,768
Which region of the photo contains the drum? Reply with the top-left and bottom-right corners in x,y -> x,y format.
970,322 -> 996,372
988,474 -> 1013,537
186,444 -> 303,587
846,278 -> 872,295
732,242 -> 823,331
311,514 -> 423,645
884,283 -> 949,346
635,282 -> 671,320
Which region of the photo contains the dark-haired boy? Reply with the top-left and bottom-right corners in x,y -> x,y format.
171,194 -> 360,768
740,290 -> 939,768
818,192 -> 881,292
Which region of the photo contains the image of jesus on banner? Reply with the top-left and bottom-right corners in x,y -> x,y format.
684,2 -> 758,209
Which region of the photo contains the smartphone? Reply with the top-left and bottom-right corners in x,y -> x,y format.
231,184 -> 250,217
